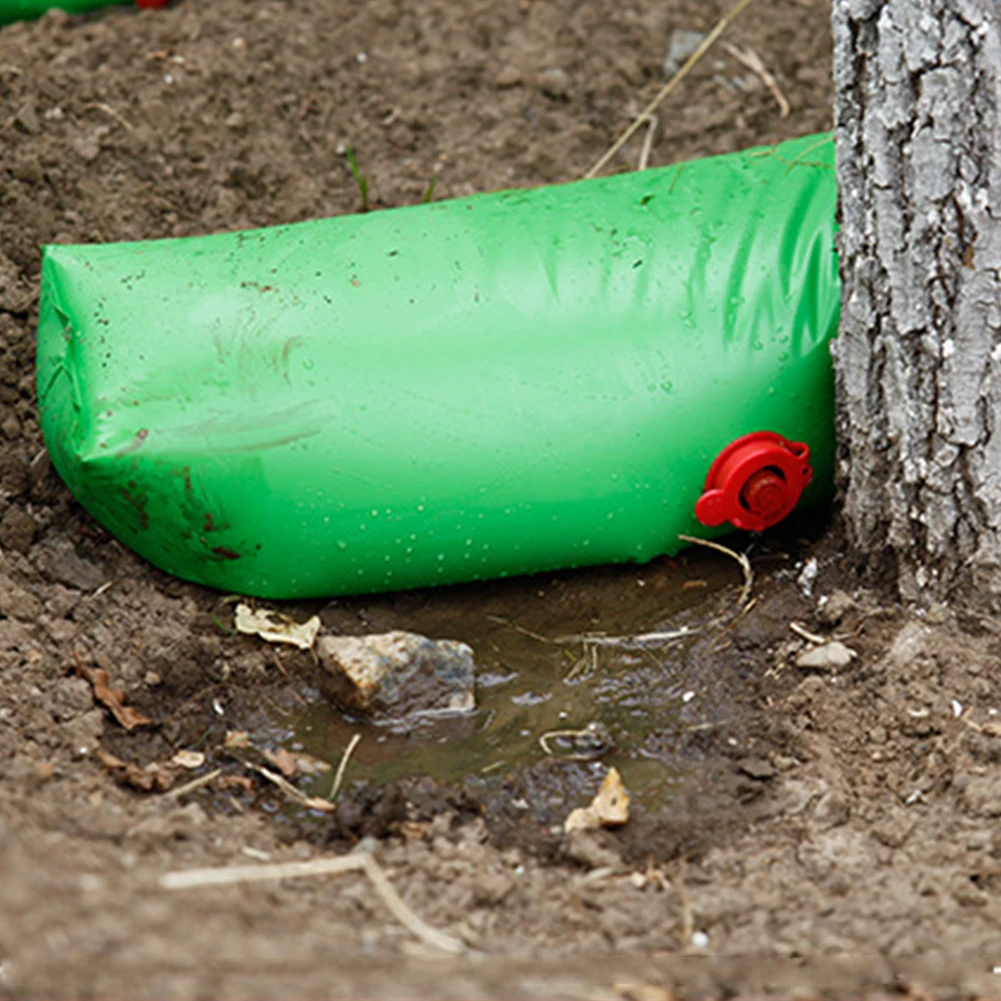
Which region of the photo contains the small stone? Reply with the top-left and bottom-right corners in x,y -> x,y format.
317,630 -> 475,721
13,158 -> 43,184
537,67 -> 570,99
816,589 -> 855,627
495,65 -> 522,88
15,101 -> 40,134
736,756 -> 776,780
0,505 -> 36,554
795,641 -> 857,672
662,29 -> 706,79
70,133 -> 101,162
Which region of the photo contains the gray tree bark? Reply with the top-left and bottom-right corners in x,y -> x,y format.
833,0 -> 1001,608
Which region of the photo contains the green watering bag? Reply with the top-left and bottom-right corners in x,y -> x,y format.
1,0 -> 135,23
37,134 -> 839,599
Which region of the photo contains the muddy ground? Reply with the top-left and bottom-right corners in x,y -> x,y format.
2,0 -> 1000,998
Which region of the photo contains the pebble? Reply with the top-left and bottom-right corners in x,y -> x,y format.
537,67 -> 570,99
316,630 -> 476,721
795,641 -> 857,672
495,65 -> 521,88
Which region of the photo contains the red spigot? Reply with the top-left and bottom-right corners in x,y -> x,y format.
695,431 -> 812,533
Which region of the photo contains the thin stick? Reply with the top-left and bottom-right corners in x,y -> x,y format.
164,768 -> 222,801
538,727 -> 608,761
358,854 -> 466,955
555,626 -> 698,647
159,854 -> 466,955
251,764 -> 335,814
584,0 -> 759,179
83,101 -> 135,131
789,621 -> 825,645
329,733 -> 361,802
678,534 -> 753,608
723,43 -> 790,118
637,114 -> 658,170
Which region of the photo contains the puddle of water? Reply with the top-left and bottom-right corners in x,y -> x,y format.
272,548 -> 756,813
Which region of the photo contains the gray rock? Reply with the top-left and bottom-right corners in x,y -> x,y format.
816,589 -> 856,626
317,630 -> 476,721
662,29 -> 706,79
795,641 -> 857,671
537,67 -> 570,99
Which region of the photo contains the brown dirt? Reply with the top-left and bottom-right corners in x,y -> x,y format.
2,0 -> 1000,998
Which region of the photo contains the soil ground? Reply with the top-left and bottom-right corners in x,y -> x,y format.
2,0 -> 1000,998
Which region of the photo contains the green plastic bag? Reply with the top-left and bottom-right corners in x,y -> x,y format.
37,134 -> 839,599
0,0 -> 131,24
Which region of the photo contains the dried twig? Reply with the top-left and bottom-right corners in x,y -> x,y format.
723,43 -> 790,117
329,733 -> 361,802
165,768 -> 223,801
584,0 -> 759,178
250,764 -> 335,814
555,626 -> 698,647
678,534 -> 753,609
83,101 -> 135,131
159,854 -> 467,955
538,722 -> 611,761
637,113 -> 658,170
789,621 -> 825,645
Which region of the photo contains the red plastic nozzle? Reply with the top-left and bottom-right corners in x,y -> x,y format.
136,0 -> 168,8
695,431 -> 812,533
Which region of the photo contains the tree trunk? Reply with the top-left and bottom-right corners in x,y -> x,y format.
833,0 -> 1001,608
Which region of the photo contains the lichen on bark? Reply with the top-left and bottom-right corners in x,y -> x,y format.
833,0 -> 1001,607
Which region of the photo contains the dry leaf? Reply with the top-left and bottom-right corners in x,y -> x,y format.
263,747 -> 299,778
96,749 -> 173,793
224,730 -> 250,749
171,750 -> 206,770
78,665 -> 151,730
564,767 -> 630,833
234,603 -> 320,650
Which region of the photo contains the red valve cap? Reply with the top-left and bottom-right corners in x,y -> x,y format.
694,431 -> 812,533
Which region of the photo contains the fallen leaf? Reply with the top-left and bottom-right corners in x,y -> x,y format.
564,766 -> 630,833
263,747 -> 299,778
96,749 -> 173,793
171,750 -> 206,770
77,665 -> 151,730
234,603 -> 320,649
224,730 -> 250,749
